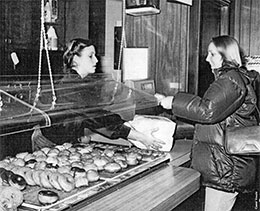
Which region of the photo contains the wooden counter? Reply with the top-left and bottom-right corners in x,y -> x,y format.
76,166 -> 200,211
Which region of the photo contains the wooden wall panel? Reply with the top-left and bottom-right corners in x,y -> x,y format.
230,0 -> 260,55
250,0 -> 260,55
125,1 -> 190,96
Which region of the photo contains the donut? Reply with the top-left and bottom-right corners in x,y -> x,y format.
40,171 -> 53,189
32,170 -> 43,186
62,142 -> 73,149
46,156 -> 58,166
24,153 -> 36,162
8,173 -> 27,190
35,154 -> 47,162
57,149 -> 71,157
45,163 -> 59,171
81,153 -> 93,160
114,160 -> 128,169
24,170 -> 36,186
86,170 -> 99,182
67,147 -> 77,153
83,163 -> 98,172
71,167 -> 86,178
0,169 -> 14,185
81,158 -> 94,164
47,148 -> 60,157
15,152 -> 29,160
55,144 -> 65,151
104,162 -> 121,173
0,160 -> 9,168
57,166 -> 71,174
58,158 -> 70,167
57,173 -> 75,192
113,153 -> 126,161
41,147 -> 51,155
34,161 -> 47,170
71,161 -> 83,169
33,150 -> 46,157
103,149 -> 115,158
38,190 -> 59,205
49,172 -> 62,191
69,152 -> 81,161
75,176 -> 89,188
93,157 -> 108,170
77,145 -> 93,154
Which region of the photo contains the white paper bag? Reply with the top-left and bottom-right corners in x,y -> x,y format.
125,115 -> 176,151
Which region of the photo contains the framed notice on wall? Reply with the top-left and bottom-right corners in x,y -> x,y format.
122,48 -> 149,81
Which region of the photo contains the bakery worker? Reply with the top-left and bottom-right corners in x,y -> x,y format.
42,38 -> 165,150
155,35 -> 258,211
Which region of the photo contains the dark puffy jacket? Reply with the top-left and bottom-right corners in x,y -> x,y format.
172,63 -> 258,193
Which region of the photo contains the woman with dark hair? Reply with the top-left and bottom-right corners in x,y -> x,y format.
52,38 -> 164,150
156,35 -> 258,211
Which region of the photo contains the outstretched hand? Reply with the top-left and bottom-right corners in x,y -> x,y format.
154,93 -> 174,110
127,127 -> 165,150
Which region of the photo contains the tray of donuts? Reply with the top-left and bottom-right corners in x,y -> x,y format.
0,142 -> 170,210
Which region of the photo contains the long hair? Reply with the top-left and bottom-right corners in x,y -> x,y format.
63,38 -> 93,74
211,35 -> 242,67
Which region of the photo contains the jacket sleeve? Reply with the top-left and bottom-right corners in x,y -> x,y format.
83,110 -> 131,139
172,70 -> 248,124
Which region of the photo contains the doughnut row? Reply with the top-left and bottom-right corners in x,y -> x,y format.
0,142 -> 163,192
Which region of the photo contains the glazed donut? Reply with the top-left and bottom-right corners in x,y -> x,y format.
38,190 -> 59,205
62,142 -> 73,149
24,170 -> 36,186
15,152 -> 29,160
41,147 -> 51,155
86,170 -> 99,182
8,173 -> 27,190
57,173 -> 75,192
75,176 -> 89,188
104,162 -> 121,173
40,171 -> 53,189
15,167 -> 30,179
32,170 -> 43,186
25,159 -> 37,168
58,158 -> 70,167
49,172 -> 62,191
126,154 -> 138,166
34,161 -> 47,170
77,145 -> 93,154
71,167 -> 86,178
47,148 -> 60,157
83,163 -> 98,172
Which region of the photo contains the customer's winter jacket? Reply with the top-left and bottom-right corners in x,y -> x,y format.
172,62 -> 258,192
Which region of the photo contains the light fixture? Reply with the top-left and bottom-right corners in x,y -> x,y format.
125,0 -> 160,16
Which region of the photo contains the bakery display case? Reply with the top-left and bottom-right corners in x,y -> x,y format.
0,73 -> 172,210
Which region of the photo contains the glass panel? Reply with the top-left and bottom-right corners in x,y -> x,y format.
0,74 -> 158,137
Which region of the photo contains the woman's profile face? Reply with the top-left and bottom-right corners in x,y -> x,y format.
206,42 -> 223,69
73,45 -> 98,78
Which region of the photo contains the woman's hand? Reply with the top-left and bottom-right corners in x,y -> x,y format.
155,93 -> 174,110
127,128 -> 165,150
